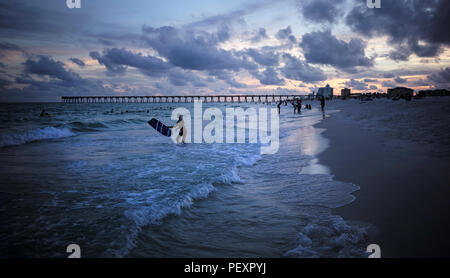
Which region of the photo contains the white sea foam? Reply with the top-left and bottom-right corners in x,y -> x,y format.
214,166 -> 244,184
284,214 -> 370,258
108,182 -> 216,257
0,126 -> 75,147
236,153 -> 262,167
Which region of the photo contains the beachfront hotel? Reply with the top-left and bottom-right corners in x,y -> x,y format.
317,84 -> 334,100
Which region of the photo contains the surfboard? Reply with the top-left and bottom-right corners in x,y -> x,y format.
148,118 -> 172,137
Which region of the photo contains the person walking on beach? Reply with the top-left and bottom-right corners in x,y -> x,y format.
277,101 -> 282,114
297,99 -> 302,113
320,97 -> 325,112
168,114 -> 187,144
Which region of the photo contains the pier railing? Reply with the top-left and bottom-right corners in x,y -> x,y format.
61,95 -> 309,103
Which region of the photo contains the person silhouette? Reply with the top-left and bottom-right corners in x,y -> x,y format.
168,114 -> 187,144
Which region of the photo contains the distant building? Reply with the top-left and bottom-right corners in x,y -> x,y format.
317,84 -> 333,99
418,89 -> 450,97
341,88 -> 351,99
387,87 -> 414,99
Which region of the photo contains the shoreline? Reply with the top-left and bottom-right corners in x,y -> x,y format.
315,103 -> 450,258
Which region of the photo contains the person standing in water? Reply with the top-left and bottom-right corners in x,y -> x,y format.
40,109 -> 49,117
277,101 -> 282,114
297,98 -> 302,113
320,96 -> 325,111
168,115 -> 187,144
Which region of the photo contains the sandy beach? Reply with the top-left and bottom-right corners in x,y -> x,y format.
316,97 -> 450,257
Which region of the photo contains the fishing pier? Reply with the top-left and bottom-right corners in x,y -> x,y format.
61,95 -> 307,103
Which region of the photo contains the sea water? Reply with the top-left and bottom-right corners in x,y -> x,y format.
0,102 -> 369,258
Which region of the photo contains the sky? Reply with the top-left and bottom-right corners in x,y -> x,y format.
0,0 -> 449,102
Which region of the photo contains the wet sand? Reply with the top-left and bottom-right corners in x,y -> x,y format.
316,106 -> 450,258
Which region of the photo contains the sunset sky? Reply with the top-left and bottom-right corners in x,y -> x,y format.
1,0 -> 449,101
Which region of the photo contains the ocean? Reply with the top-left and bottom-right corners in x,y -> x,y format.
0,102 -> 369,258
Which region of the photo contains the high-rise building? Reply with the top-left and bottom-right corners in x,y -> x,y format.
341,88 -> 351,99
317,84 -> 333,99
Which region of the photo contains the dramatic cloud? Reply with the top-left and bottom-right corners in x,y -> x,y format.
1,55 -> 115,101
280,54 -> 327,83
381,73 -> 395,79
24,56 -> 82,83
0,41 -> 25,58
298,0 -> 345,23
142,26 -> 256,71
428,68 -> 450,84
275,26 -> 296,44
394,76 -> 407,84
209,70 -> 247,88
90,48 -> 171,77
167,68 -> 206,87
299,30 -> 373,73
250,28 -> 268,43
0,0 -> 449,101
69,58 -> 85,67
343,79 -> 369,91
0,41 -> 23,52
381,80 -> 396,88
346,0 -> 450,61
252,68 -> 285,85
89,47 -> 210,88
364,79 -> 377,83
244,48 -> 279,67
225,79 -> 247,88
388,47 -> 412,62
167,70 -> 191,87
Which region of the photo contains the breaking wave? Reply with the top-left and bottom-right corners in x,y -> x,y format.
0,127 -> 75,148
